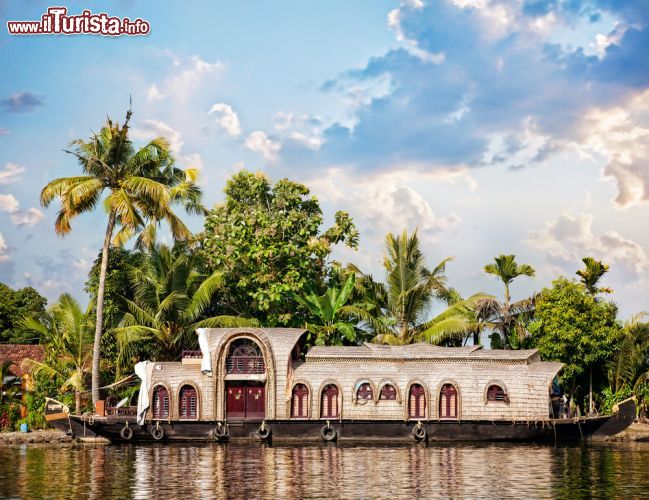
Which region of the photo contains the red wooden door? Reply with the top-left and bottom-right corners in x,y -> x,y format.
246,384 -> 266,418
439,384 -> 458,419
226,383 -> 246,418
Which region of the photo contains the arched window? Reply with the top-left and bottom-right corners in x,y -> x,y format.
487,384 -> 507,403
439,384 -> 458,419
179,385 -> 198,419
357,383 -> 373,402
226,338 -> 265,375
152,386 -> 170,419
408,384 -> 426,418
291,384 -> 309,418
321,384 -> 339,418
379,384 -> 397,401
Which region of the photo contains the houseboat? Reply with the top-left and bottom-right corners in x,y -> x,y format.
45,327 -> 635,443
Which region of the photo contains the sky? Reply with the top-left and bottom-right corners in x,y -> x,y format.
1,0 -> 648,318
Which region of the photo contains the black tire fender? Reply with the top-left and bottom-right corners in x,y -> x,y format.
151,425 -> 164,441
412,424 -> 427,442
120,425 -> 133,441
321,425 -> 337,442
258,424 -> 272,440
214,423 -> 228,440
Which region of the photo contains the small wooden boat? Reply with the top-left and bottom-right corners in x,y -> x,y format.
45,328 -> 637,443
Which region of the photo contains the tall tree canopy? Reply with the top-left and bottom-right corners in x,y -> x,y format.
200,170 -> 359,326
0,284 -> 47,343
527,278 -> 622,409
351,230 -> 458,345
576,257 -> 613,296
483,254 -> 536,349
40,108 -> 204,403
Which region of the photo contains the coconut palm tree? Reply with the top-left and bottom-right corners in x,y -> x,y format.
40,108 -> 204,404
114,245 -> 257,372
351,229 -> 455,344
483,254 -> 536,349
577,257 -> 613,296
293,274 -> 381,346
20,294 -> 94,414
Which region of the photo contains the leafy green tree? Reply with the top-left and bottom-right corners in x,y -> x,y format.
352,230 -> 455,344
114,245 -> 256,373
40,108 -> 203,403
483,254 -> 536,349
576,257 -> 613,296
0,284 -> 47,343
293,273 -> 380,346
21,294 -> 94,414
200,170 -> 359,326
608,313 -> 649,415
85,248 -> 145,380
526,278 -> 622,412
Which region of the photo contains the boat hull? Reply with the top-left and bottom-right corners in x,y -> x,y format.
45,399 -> 636,444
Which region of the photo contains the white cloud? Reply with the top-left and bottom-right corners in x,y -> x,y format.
209,103 -> 242,137
147,84 -> 165,101
149,54 -> 225,103
132,119 -> 184,154
310,167 -> 463,240
388,2 -> 445,64
10,208 -> 44,227
0,233 -> 8,261
575,89 -> 649,208
244,131 -> 282,162
0,193 -> 43,227
0,193 -> 19,212
272,111 -> 326,150
526,211 -> 649,276
0,163 -> 25,185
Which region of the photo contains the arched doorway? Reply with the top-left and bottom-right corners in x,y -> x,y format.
320,384 -> 339,419
439,384 -> 458,419
225,338 -> 266,420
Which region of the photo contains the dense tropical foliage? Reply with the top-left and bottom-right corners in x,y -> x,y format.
200,170 -> 358,326
2,121 -> 647,431
40,108 -> 204,403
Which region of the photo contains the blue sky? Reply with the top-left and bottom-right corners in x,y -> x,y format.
1,0 -> 648,318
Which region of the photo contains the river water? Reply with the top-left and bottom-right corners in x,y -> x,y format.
1,442 -> 648,499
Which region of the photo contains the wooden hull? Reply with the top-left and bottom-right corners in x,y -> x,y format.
45,398 -> 636,444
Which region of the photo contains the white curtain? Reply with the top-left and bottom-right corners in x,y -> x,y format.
135,361 -> 153,426
197,328 -> 212,375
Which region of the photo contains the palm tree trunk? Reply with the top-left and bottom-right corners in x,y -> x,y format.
589,367 -> 593,415
75,390 -> 81,415
91,211 -> 116,405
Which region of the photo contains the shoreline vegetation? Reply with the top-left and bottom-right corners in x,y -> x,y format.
1,109 -> 648,434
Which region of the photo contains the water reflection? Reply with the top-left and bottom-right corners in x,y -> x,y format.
1,442 -> 648,499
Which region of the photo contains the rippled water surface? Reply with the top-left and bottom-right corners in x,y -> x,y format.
1,442 -> 649,499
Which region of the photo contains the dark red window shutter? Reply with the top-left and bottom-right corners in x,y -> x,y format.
321,384 -> 339,418
291,383 -> 309,418
487,385 -> 506,402
409,384 -> 426,418
180,385 -> 198,419
439,384 -> 458,419
357,383 -> 373,401
153,386 -> 169,419
379,384 -> 397,401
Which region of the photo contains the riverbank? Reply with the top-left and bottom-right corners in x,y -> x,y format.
605,422 -> 649,442
0,429 -> 73,445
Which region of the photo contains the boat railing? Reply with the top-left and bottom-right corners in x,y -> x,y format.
226,356 -> 265,374
105,406 -> 138,417
182,350 -> 203,359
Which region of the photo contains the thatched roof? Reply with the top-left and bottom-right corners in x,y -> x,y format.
0,344 -> 44,377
